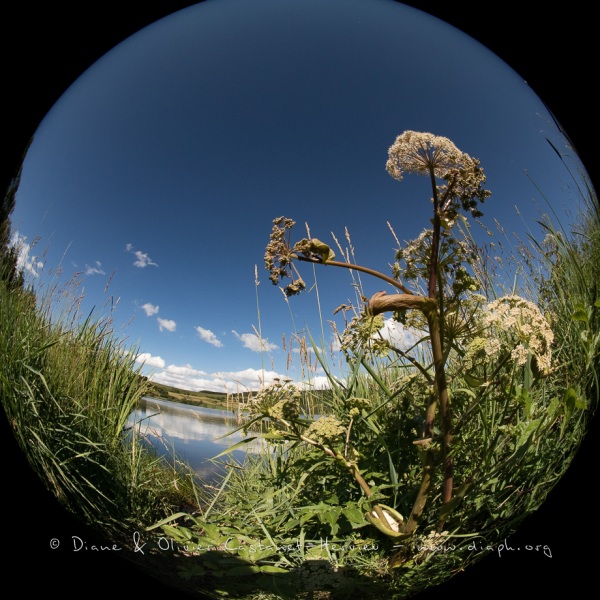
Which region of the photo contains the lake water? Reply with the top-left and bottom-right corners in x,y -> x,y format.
126,397 -> 264,482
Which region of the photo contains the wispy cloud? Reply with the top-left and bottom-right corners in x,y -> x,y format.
157,318 -> 177,332
195,326 -> 223,348
84,261 -> 106,276
141,302 -> 159,316
232,330 -> 278,352
10,232 -> 44,277
133,250 -> 158,268
135,352 -> 166,369
126,243 -> 158,268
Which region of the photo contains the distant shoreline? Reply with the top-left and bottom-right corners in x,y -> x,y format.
142,379 -> 248,411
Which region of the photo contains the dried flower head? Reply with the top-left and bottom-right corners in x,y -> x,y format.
264,217 -> 336,297
386,131 -> 490,220
247,378 -> 300,420
264,217 -> 306,296
345,396 -> 371,418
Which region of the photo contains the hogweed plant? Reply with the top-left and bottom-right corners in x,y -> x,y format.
145,133 -> 596,597
259,132 -> 558,557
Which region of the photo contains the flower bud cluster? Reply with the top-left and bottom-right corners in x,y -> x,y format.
304,415 -> 346,446
339,313 -> 389,357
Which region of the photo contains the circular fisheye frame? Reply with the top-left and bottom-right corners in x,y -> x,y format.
1,1 -> 597,599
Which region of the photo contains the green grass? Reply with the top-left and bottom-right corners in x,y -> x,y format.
0,263 -> 198,543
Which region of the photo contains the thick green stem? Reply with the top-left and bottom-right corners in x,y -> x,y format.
403,450 -> 435,535
369,291 -> 453,512
427,311 -> 453,506
426,167 -> 453,507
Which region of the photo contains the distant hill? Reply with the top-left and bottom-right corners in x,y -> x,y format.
140,378 -> 250,410
139,376 -> 332,412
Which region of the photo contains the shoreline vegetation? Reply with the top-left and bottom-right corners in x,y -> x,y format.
142,380 -> 246,411
142,379 -> 331,413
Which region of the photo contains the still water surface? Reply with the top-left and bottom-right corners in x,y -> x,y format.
127,397 -> 263,482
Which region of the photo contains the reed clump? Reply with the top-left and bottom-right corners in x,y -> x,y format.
0,257 -> 197,542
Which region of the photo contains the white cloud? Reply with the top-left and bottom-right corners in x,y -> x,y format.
165,364 -> 208,377
148,365 -> 290,393
157,318 -> 177,332
141,302 -> 159,316
84,261 -> 106,276
213,368 -> 285,386
135,352 -> 166,369
133,250 -> 158,268
126,243 -> 158,268
378,318 -> 423,350
196,326 -> 223,348
10,232 -> 44,277
232,330 -> 278,353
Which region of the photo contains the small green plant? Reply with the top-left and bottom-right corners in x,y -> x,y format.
256,132 -> 585,560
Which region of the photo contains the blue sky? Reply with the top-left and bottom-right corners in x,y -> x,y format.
10,0 -> 588,393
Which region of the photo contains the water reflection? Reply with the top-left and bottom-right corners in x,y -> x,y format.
127,397 -> 264,482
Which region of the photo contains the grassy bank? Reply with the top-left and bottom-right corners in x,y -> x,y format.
0,263 -> 198,545
145,380 -> 333,414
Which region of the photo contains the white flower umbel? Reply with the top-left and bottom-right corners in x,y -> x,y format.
482,295 -> 554,374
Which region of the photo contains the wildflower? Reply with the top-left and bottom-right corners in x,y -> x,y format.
386,131 -> 467,181
463,336 -> 502,371
270,398 -> 300,421
247,378 -> 300,419
304,415 -> 346,446
264,217 -> 335,297
386,131 -> 490,220
482,295 -> 554,374
339,312 -> 389,357
346,397 -> 371,418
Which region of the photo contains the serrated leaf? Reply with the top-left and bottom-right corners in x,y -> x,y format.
342,505 -> 366,528
572,305 -> 589,323
517,418 -> 541,448
563,387 -> 578,412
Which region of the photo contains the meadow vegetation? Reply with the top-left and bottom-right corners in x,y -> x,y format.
1,132 -> 598,599
148,133 -> 599,598
0,255 -> 198,546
